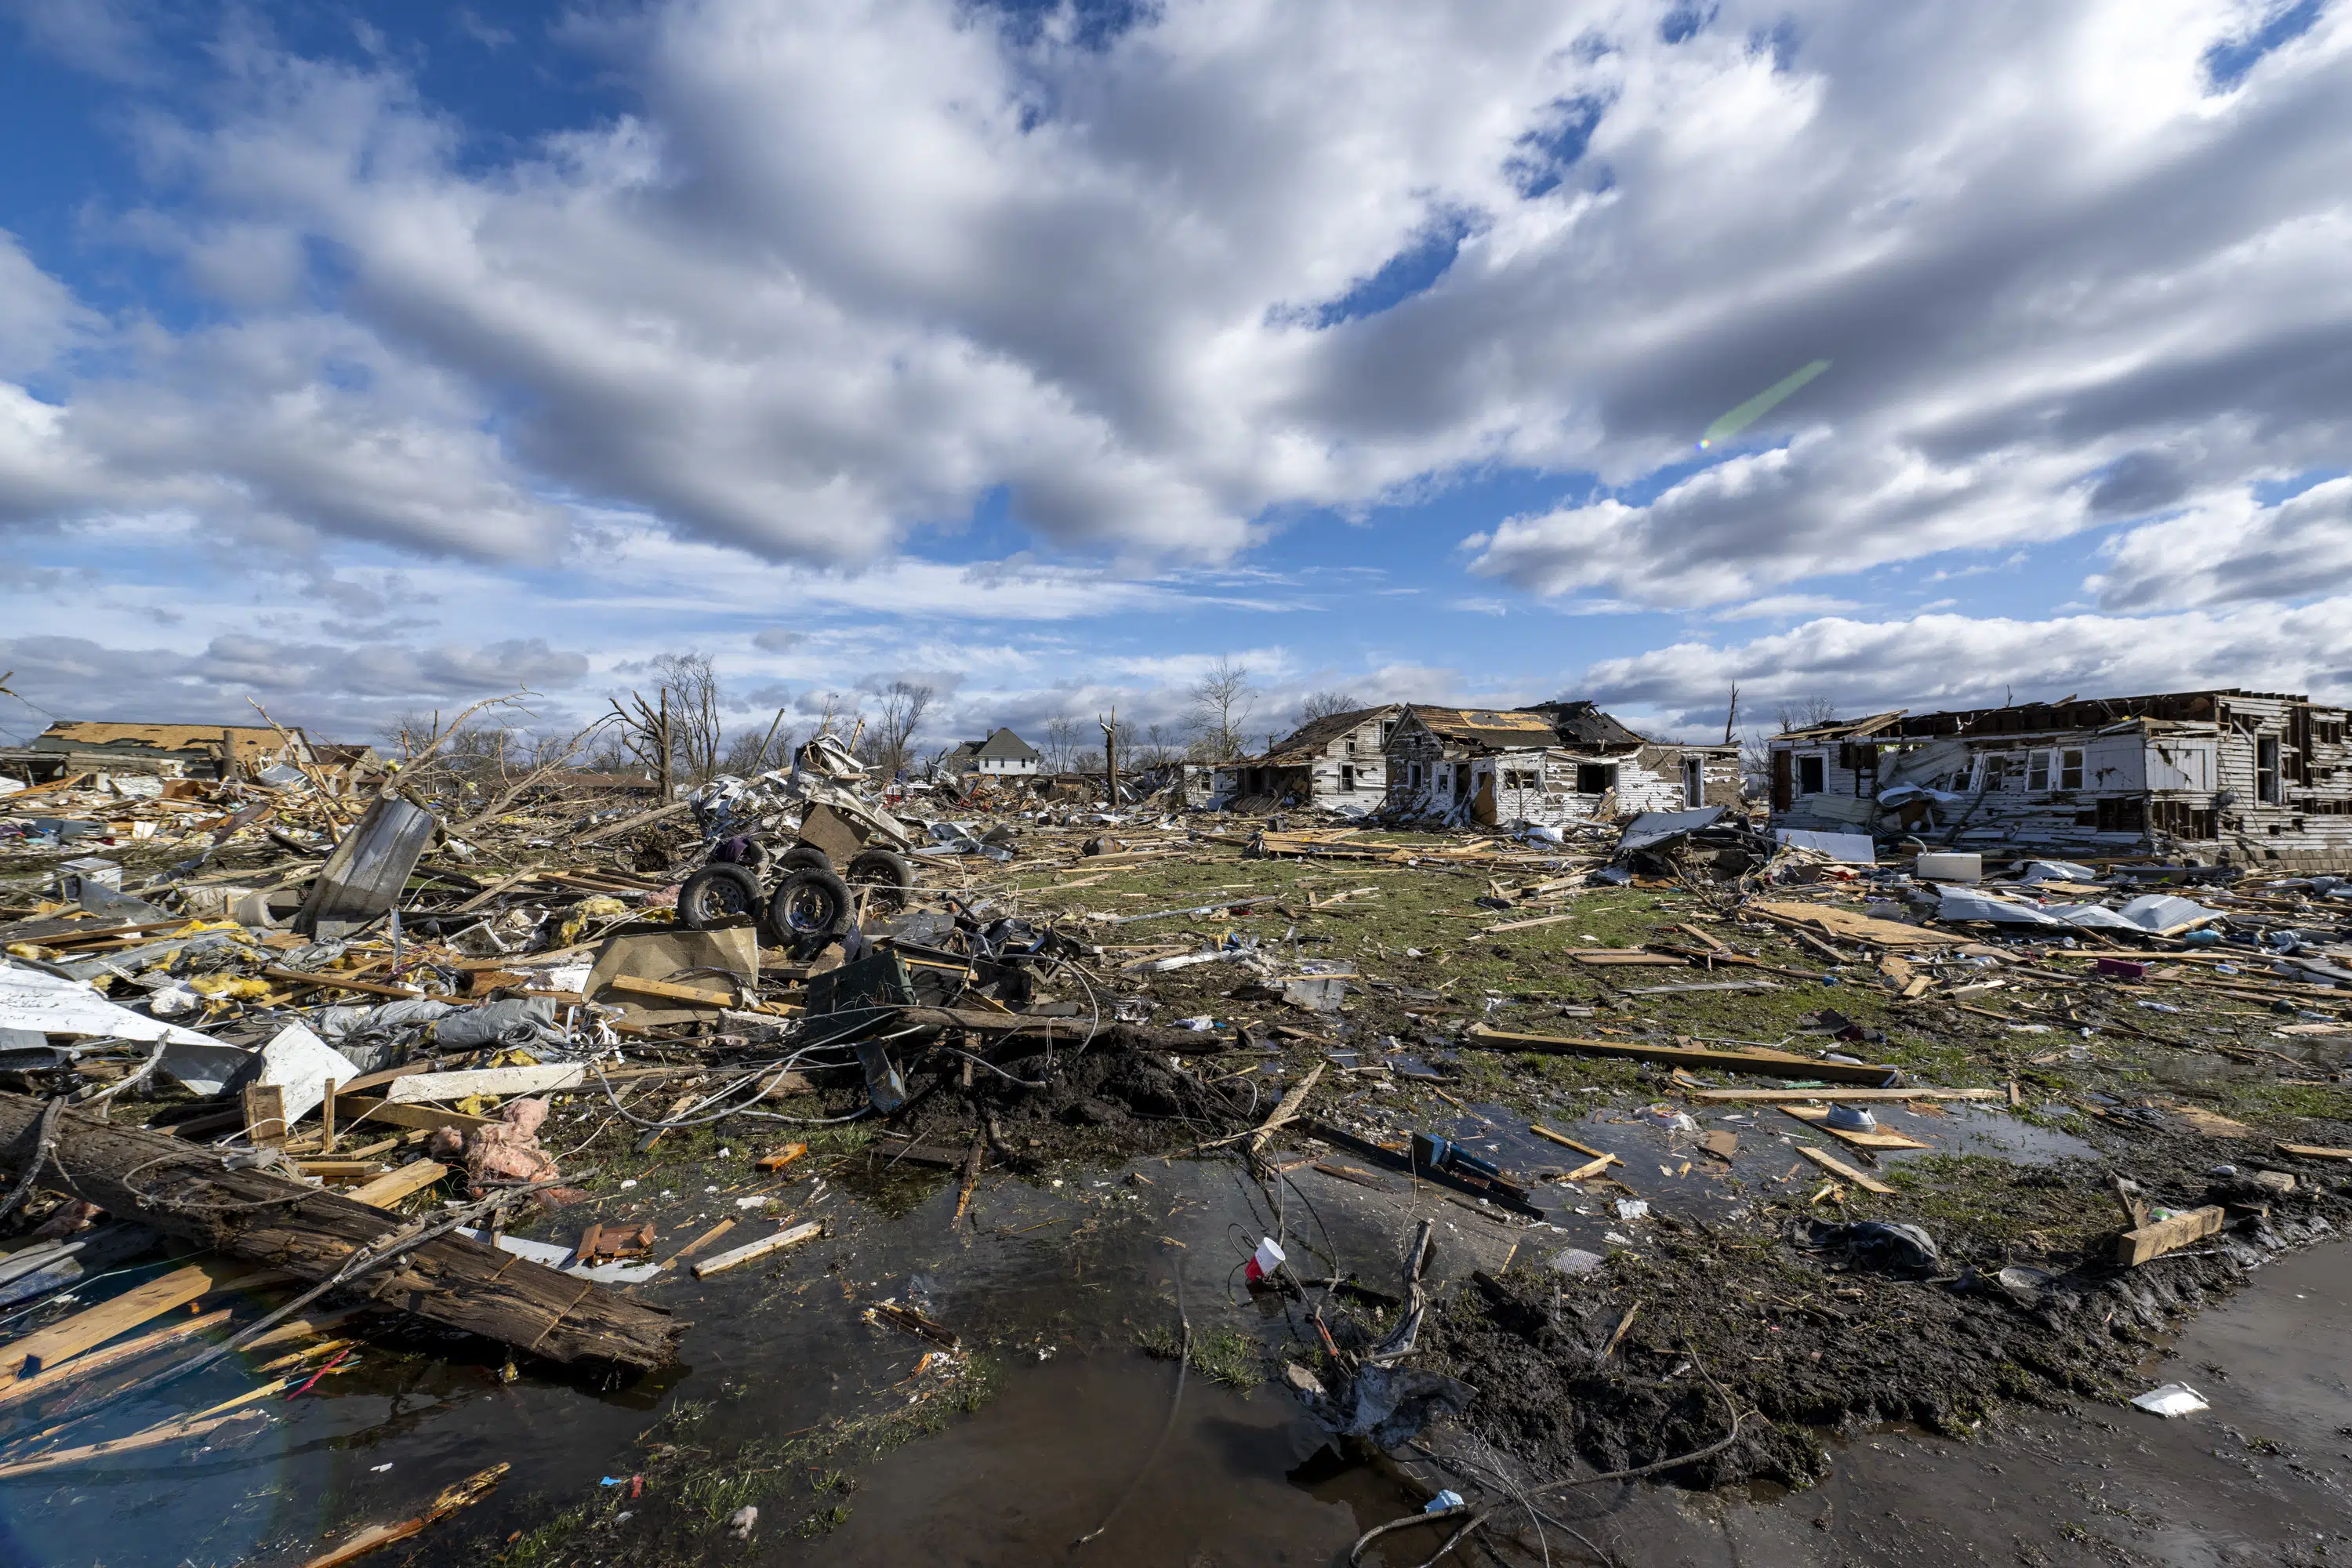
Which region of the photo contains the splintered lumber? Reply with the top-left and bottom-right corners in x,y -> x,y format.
660,1219 -> 735,1271
2277,1142 -> 2352,1161
1686,1087 -> 2002,1102
1748,900 -> 1958,949
1464,1024 -> 1898,1086
0,1406 -> 269,1480
604,975 -> 739,1008
299,1463 -> 510,1568
1792,1143 -> 1895,1195
0,1308 -> 235,1410
1527,1123 -> 1609,1160
383,1064 -> 586,1103
693,1221 -> 822,1279
1778,1105 -> 1932,1151
1475,911 -> 1581,935
345,1160 -> 450,1210
1571,949 -> 1687,964
260,967 -> 426,1000
2,1260 -> 256,1379
334,1098 -> 493,1136
1204,1061 -> 1326,1156
570,798 -> 690,847
0,1094 -> 679,1370
2114,1206 -> 2225,1267
1564,1152 -> 1618,1181
754,1143 -> 809,1172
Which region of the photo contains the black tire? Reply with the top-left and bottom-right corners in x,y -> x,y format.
779,844 -> 833,874
678,864 -> 764,929
846,848 -> 916,914
768,867 -> 854,940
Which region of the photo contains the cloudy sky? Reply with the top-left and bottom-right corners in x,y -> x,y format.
2,0 -> 2347,760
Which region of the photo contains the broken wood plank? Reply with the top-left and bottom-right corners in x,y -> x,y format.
1778,1105 -> 1932,1150
0,1407 -> 268,1480
1748,900 -> 1959,949
2114,1206 -> 2225,1268
1527,1123 -> 1609,1160
0,1093 -> 680,1370
299,1463 -> 510,1568
2,1260 -> 256,1380
260,967 -> 426,1000
1792,1143 -> 1895,1195
1465,1024 -> 1897,1086
1700,1129 -> 1739,1161
693,1221 -> 822,1279
1563,1152 -> 1619,1181
243,1084 -> 288,1147
659,1219 -> 735,1271
0,1308 -> 235,1411
383,1064 -> 586,1103
1569,951 -> 1690,966
1474,911 -> 1582,935
569,799 -> 691,848
603,974 -> 740,1008
344,1160 -> 449,1210
2277,1142 -> 2352,1161
1685,1087 -> 2002,1102
864,1300 -> 960,1348
753,1143 -> 808,1172
333,1098 -> 494,1136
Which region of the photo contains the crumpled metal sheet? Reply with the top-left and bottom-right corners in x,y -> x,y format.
293,794 -> 437,940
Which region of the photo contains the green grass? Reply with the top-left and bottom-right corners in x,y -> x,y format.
1136,1324 -> 1261,1389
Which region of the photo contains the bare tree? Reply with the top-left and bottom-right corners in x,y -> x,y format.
870,681 -> 935,777
718,724 -> 788,779
1187,658 -> 1255,762
1045,711 -> 1077,774
1141,722 -> 1176,768
1773,694 -> 1842,732
1299,690 -> 1363,722
650,652 -> 724,782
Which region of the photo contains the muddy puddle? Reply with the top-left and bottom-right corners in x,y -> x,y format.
5,1147 -> 2342,1568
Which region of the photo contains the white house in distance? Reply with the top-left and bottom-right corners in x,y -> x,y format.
938,728 -> 1043,777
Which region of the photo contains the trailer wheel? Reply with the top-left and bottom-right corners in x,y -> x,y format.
768,867 -> 854,941
846,848 -> 916,915
678,864 -> 764,929
779,844 -> 834,874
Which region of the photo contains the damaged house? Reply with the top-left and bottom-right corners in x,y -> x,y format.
1382,702 -> 1741,827
937,728 -> 1043,779
1218,704 -> 1403,811
0,720 -> 316,791
1766,690 -> 2352,868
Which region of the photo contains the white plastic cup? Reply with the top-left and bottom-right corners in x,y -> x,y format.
1246,1237 -> 1287,1284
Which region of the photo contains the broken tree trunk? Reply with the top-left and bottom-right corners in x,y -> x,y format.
0,1094 -> 681,1371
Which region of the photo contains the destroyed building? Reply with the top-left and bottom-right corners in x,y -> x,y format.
0,721 -> 316,790
1766,689 -> 2352,868
1382,702 -> 1741,826
937,727 -> 1043,778
1217,704 -> 1403,811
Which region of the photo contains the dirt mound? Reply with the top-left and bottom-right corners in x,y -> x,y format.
1424,1174 -> 2349,1490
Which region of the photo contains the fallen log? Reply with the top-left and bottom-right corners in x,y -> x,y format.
0,1094 -> 681,1371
